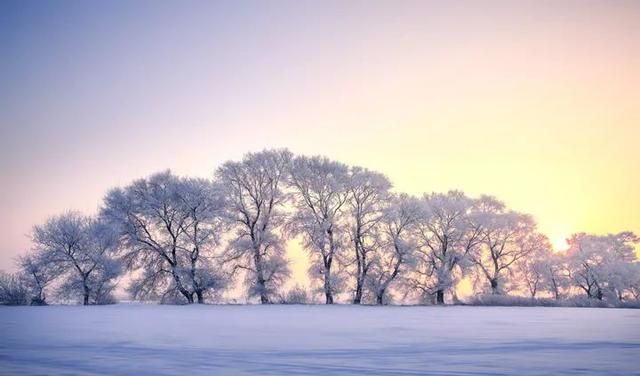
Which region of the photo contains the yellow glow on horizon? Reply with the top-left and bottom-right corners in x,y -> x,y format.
2,1 -> 639,275
552,237 -> 570,253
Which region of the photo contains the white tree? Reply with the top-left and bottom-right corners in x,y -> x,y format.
346,166 -> 391,304
605,261 -> 640,302
469,197 -> 541,295
31,212 -> 121,305
566,232 -> 639,301
542,252 -> 571,300
514,235 -> 554,298
519,251 -> 571,300
367,194 -> 421,305
176,177 -> 229,303
18,253 -> 59,305
288,155 -> 350,304
412,191 -> 483,304
623,262 -> 640,301
101,171 -> 226,304
216,149 -> 292,304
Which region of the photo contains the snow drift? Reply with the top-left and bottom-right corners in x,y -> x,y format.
0,304 -> 638,375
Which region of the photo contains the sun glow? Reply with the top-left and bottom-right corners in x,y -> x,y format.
552,236 -> 570,253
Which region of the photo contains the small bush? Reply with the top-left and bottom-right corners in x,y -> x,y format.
465,294 -> 557,307
0,272 -> 30,306
94,293 -> 118,305
559,296 -> 609,308
613,300 -> 640,309
29,296 -> 47,306
277,285 -> 309,304
159,289 -> 191,305
463,294 -> 640,308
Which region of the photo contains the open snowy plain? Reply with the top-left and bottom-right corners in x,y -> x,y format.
0,304 -> 638,375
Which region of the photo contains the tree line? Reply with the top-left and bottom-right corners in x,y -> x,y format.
2,149 -> 639,306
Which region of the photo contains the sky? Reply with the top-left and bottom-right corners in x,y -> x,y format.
1,0 -> 639,277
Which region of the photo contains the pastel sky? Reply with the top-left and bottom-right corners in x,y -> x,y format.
1,1 -> 639,275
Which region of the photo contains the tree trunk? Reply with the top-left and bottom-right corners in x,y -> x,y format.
258,268 -> 269,303
168,258 -> 194,304
596,289 -> 603,301
490,278 -> 499,294
254,245 -> 269,304
376,290 -> 384,305
324,268 -> 334,304
173,276 -> 194,304
353,282 -> 363,304
83,284 -> 90,305
191,253 -> 202,303
325,291 -> 334,304
325,230 -> 336,304
354,239 -> 363,304
436,289 -> 445,305
551,278 -> 560,300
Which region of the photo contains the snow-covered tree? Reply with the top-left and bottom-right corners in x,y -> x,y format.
514,235 -> 554,298
101,172 -> 226,304
533,252 -> 571,300
346,166 -> 391,304
31,212 -> 121,305
216,149 -> 292,304
566,232 -> 639,301
288,155 -> 350,304
367,194 -> 421,305
624,263 -> 640,301
412,191 -> 483,304
18,253 -> 59,305
0,271 -> 30,305
176,177 -> 229,303
605,261 -> 640,302
469,197 -> 541,295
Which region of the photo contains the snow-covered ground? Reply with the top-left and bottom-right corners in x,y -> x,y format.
0,304 -> 638,375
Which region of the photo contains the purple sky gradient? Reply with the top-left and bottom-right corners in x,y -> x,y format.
1,0 -> 639,272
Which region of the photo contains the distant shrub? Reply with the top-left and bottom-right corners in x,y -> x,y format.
94,293 -> 118,305
612,300 -> 640,309
465,294 -> 557,307
0,272 -> 30,306
277,285 -> 310,304
29,296 -> 47,306
559,296 -> 609,308
463,294 -> 640,308
159,289 -> 191,305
